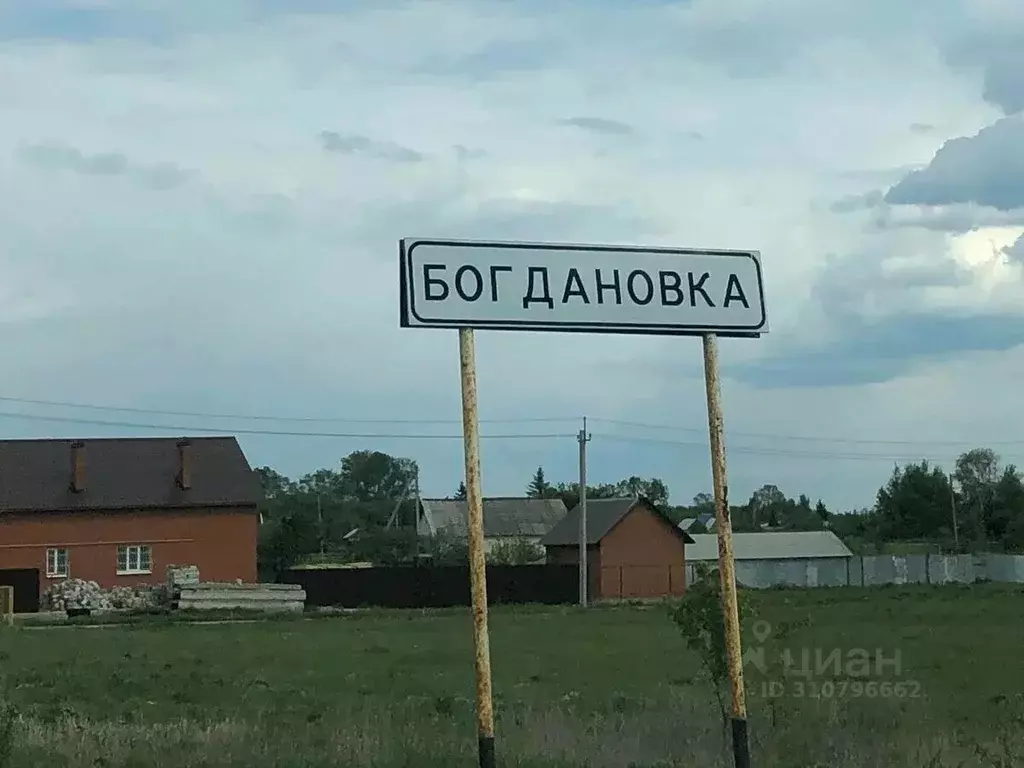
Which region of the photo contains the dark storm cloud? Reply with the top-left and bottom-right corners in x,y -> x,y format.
732,313 -> 1024,389
884,117 -> 1024,211
945,30 -> 1024,115
725,247 -> 1024,389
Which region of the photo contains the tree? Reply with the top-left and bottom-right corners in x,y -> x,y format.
549,476 -> 670,510
814,500 -> 830,523
867,449 -> 1024,550
429,529 -> 469,565
255,450 -> 423,572
874,461 -> 953,541
526,467 -> 551,499
747,484 -> 787,528
691,492 -> 714,512
454,481 -> 467,501
670,563 -> 756,748
254,466 -> 293,499
339,450 -> 417,502
989,465 -> 1024,543
623,476 -> 669,506
954,448 -> 1005,543
828,508 -> 882,553
253,466 -> 296,523
258,513 -> 320,579
488,538 -> 545,565
1005,512 -> 1024,553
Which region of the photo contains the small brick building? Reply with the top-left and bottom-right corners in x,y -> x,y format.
0,436 -> 262,612
542,496 -> 694,600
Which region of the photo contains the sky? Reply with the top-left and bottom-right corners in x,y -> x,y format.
1,0 -> 1023,512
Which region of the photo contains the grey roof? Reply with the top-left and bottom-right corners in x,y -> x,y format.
541,497 -> 694,547
0,436 -> 262,513
685,531 -> 853,562
418,497 -> 566,539
679,513 -> 716,532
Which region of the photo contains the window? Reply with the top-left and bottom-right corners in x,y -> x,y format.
46,548 -> 69,578
116,545 -> 151,575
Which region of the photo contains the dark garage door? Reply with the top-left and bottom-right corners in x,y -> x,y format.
0,569 -> 40,613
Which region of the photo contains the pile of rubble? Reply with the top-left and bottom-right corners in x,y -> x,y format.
44,578 -> 167,612
166,565 -> 200,588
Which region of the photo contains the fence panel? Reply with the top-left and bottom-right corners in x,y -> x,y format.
286,564 -> 578,609
684,554 -> 1024,589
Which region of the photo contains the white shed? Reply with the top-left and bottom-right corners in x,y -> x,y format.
684,531 -> 854,588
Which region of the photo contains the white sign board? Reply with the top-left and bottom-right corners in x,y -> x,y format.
399,238 -> 767,336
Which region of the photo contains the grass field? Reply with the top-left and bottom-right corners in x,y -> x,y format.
1,585 -> 1023,767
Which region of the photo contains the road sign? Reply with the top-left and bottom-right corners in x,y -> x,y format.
396,234 -> 766,768
399,238 -> 767,337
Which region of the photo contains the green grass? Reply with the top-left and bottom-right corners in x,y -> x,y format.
1,585 -> 1023,766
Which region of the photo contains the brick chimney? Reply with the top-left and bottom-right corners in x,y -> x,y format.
69,440 -> 85,493
176,439 -> 192,491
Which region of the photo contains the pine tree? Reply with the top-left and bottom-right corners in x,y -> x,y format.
527,466 -> 551,498
454,481 -> 467,500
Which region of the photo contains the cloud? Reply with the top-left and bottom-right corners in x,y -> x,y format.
17,141 -> 192,189
733,312 -> 1024,388
884,116 -> 1024,211
320,131 -> 424,163
944,18 -> 1024,115
4,0 -> 1024,515
560,117 -> 636,136
1006,234 -> 1024,265
875,204 -> 1024,234
829,190 -> 885,214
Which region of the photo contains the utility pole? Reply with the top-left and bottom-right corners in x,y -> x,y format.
317,493 -> 325,556
457,328 -> 496,768
949,475 -> 960,552
702,333 -> 750,768
577,416 -> 591,607
413,466 -> 421,559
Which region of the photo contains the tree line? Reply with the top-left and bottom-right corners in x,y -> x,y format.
830,448 -> 1024,554
255,445 -> 1024,577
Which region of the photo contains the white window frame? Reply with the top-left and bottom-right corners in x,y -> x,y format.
116,544 -> 152,575
46,547 -> 69,578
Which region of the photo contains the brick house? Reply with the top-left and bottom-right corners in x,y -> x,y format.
0,436 -> 262,612
541,496 -> 694,600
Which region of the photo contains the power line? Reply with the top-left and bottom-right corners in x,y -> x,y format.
0,408 -> 1003,464
594,434 -> 977,464
0,395 -> 576,426
0,410 -> 574,440
589,417 -> 1024,447
0,392 -> 1016,450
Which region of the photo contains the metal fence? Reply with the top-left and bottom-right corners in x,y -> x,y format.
287,563 -> 579,609
686,553 -> 1024,589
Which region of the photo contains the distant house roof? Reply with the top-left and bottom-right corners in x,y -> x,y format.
0,436 -> 262,514
541,497 -> 695,547
418,497 -> 566,539
685,531 -> 853,562
679,512 -> 716,532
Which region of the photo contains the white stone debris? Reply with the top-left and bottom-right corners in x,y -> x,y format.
43,564 -> 202,612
